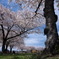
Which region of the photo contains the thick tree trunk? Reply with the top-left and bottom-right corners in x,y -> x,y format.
5,41 -> 10,51
2,39 -> 7,53
44,0 -> 58,54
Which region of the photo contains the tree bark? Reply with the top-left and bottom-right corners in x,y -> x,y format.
44,0 -> 58,54
2,39 -> 7,53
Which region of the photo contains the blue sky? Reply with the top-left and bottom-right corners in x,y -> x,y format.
0,0 -> 22,12
24,33 -> 46,47
0,0 -> 59,48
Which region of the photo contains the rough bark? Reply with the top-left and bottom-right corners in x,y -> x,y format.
44,0 -> 58,54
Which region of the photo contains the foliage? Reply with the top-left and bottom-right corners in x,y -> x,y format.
0,0 -> 45,52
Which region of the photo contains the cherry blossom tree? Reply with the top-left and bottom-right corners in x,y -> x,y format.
0,0 -> 45,53
35,47 -> 44,52
23,46 -> 35,53
18,44 -> 25,52
5,36 -> 24,52
8,0 -> 45,29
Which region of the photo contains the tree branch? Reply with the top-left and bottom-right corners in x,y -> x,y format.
34,0 -> 43,16
5,24 -> 14,38
7,26 -> 40,40
0,25 -> 5,38
7,30 -> 28,39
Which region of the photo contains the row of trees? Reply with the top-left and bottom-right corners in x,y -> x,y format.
15,45 -> 44,53
0,0 -> 45,53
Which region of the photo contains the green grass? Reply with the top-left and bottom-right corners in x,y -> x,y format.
0,53 -> 32,59
0,53 -> 59,59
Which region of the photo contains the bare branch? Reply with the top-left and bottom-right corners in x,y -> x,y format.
34,0 -> 43,16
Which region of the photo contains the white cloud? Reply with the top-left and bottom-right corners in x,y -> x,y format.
24,33 -> 46,47
25,38 -> 39,44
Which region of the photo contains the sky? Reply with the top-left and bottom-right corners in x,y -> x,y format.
0,0 -> 59,49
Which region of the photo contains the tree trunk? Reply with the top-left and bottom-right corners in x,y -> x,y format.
10,48 -> 12,53
10,46 -> 13,53
2,39 -> 7,53
5,44 -> 8,51
44,0 -> 58,54
21,49 -> 23,52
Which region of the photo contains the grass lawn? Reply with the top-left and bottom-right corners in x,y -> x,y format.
0,53 -> 59,59
0,53 -> 33,59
